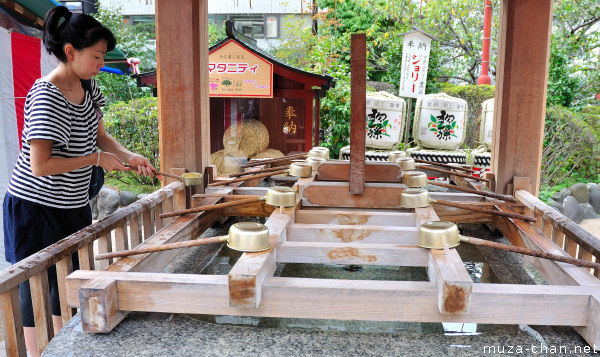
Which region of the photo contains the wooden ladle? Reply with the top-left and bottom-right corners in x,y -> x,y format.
419,221 -> 600,270
158,186 -> 298,219
400,188 -> 536,223
95,222 -> 270,260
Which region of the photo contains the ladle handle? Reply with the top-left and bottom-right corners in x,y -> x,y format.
416,164 -> 489,183
460,236 -> 600,270
94,235 -> 229,260
433,199 -> 536,223
229,165 -> 291,178
242,153 -> 308,168
428,180 -> 517,203
124,164 -> 182,180
159,197 -> 263,219
412,158 -> 475,173
207,169 -> 288,187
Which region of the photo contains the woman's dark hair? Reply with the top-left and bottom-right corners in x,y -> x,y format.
43,6 -> 116,62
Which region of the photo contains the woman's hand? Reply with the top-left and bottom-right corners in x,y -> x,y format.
127,154 -> 157,178
98,152 -> 129,172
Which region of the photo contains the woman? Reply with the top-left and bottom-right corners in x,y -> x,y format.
3,6 -> 155,356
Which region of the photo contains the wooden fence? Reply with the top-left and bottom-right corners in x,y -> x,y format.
0,180 -> 186,356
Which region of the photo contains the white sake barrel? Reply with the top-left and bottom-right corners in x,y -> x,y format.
365,92 -> 406,149
412,93 -> 468,150
480,98 -> 494,150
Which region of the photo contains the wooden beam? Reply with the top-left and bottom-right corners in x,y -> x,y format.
316,161 -> 402,182
491,0 -> 553,195
156,0 -> 210,179
415,206 -> 473,314
276,242 -> 428,266
66,270 -> 593,326
227,199 -> 298,308
78,278 -> 126,333
576,295 -> 600,348
302,182 -> 405,208
294,210 -> 416,226
349,33 -> 367,194
286,224 -> 419,244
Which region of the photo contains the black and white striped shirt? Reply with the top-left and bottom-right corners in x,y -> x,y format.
7,79 -> 104,209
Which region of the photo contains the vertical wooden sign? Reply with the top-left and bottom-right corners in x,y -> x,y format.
349,33 -> 366,194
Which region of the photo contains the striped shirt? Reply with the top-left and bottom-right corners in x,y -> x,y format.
7,79 -> 104,209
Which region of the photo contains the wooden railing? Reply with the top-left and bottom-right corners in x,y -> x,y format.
516,189 -> 600,277
0,180 -> 187,356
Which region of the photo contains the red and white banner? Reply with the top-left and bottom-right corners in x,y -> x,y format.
0,27 -> 58,198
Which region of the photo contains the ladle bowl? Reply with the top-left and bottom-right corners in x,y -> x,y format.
400,188 -> 430,208
308,147 -> 329,160
418,221 -> 460,249
306,157 -> 326,170
181,172 -> 203,186
288,162 -> 313,177
227,222 -> 271,252
388,150 -> 407,162
402,171 -> 428,188
265,186 -> 297,207
396,157 -> 416,171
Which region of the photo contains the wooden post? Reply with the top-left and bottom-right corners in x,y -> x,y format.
349,33 -> 366,194
491,0 -> 553,196
403,98 -> 413,149
156,0 -> 210,185
78,278 -> 126,333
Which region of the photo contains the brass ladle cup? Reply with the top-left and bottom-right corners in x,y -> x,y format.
95,222 -> 270,260
418,221 -> 600,270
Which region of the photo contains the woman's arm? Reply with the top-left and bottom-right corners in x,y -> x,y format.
29,139 -> 98,176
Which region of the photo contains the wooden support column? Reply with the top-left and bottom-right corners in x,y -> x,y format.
156,0 -> 210,184
415,206 -> 473,314
349,33 -> 366,194
78,278 -> 125,333
491,0 -> 553,196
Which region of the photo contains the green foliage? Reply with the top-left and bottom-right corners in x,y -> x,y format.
92,3 -> 155,105
552,0 -> 600,107
104,177 -> 158,195
209,22 -> 227,46
541,106 -> 600,186
439,84 -> 495,148
546,42 -> 580,107
103,97 -> 160,186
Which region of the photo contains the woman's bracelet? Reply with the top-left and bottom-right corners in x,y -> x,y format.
95,152 -> 101,167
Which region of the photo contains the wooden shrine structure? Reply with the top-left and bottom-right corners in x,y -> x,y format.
2,1 -> 600,357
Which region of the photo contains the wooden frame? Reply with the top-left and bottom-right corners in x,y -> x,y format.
61,164 -> 600,348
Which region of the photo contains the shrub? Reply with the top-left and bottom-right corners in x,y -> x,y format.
541,106 -> 599,186
103,97 -> 159,185
438,84 -> 495,149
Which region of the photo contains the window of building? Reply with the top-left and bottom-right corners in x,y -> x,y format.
265,15 -> 278,38
230,14 -> 264,39
60,1 -> 83,13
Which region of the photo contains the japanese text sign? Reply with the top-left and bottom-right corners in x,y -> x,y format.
399,32 -> 431,98
209,39 -> 273,97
